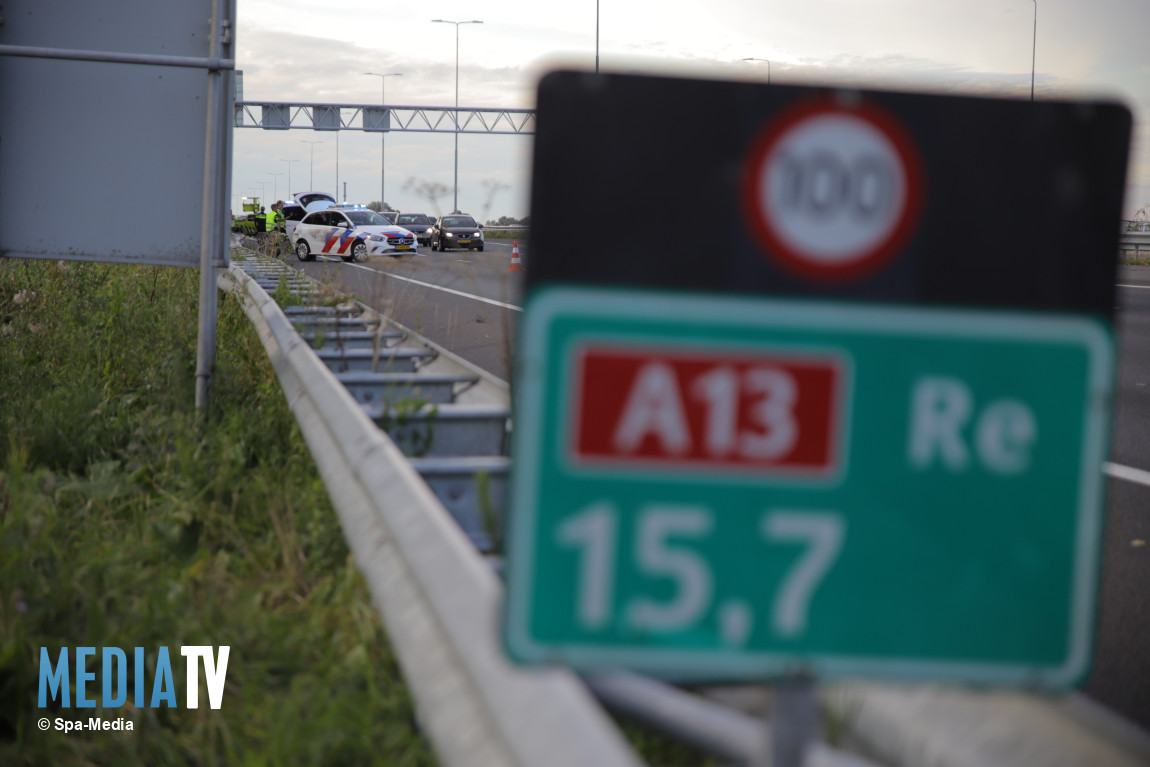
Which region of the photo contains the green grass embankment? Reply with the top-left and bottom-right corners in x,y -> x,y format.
0,258 -> 432,766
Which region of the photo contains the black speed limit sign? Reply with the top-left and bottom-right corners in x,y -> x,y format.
527,70 -> 1129,315
742,98 -> 924,281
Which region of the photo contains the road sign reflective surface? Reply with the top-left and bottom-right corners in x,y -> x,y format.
505,287 -> 1112,687
510,70 -> 1130,689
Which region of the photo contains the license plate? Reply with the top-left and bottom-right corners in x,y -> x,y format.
459,239 -> 471,244
397,245 -> 410,250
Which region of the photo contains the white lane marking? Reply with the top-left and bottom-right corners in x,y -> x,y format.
296,271 -> 1140,352
318,256 -> 523,312
305,262 -> 1150,481
1104,462 -> 1150,489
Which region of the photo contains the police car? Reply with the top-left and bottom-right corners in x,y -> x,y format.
293,205 -> 418,262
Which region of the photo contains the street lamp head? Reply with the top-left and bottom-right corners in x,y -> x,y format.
742,58 -> 771,83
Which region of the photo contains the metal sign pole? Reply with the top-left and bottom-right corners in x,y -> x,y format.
195,0 -> 232,410
771,675 -> 818,767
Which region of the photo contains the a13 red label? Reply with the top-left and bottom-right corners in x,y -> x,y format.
570,344 -> 847,477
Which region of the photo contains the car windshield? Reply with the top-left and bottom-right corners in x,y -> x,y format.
345,210 -> 391,226
443,216 -> 477,228
398,214 -> 430,225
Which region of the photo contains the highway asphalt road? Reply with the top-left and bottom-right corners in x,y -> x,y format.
283,244 -> 1150,735
288,239 -> 525,381
1084,266 -> 1150,731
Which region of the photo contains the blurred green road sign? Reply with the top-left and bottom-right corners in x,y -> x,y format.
504,287 -> 1113,687
505,71 -> 1130,688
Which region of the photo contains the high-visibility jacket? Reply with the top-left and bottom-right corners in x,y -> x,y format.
267,208 -> 283,232
255,210 -> 268,233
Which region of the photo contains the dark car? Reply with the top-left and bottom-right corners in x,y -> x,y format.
395,212 -> 435,247
431,213 -> 485,252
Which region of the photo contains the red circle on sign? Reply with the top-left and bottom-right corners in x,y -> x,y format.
741,97 -> 925,282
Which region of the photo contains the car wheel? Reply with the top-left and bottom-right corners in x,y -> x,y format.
477,245 -> 484,252
295,240 -> 314,262
345,240 -> 367,262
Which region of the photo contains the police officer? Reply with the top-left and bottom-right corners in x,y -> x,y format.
268,201 -> 285,233
255,206 -> 268,235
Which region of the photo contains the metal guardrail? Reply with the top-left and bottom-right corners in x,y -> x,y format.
219,254 -> 641,767
1119,229 -> 1150,260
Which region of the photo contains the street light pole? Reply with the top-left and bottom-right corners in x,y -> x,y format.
432,19 -> 483,213
365,72 -> 403,209
742,57 -> 771,84
267,171 -> 282,203
301,140 -> 323,191
1035,0 -> 1044,101
596,0 -> 600,73
280,158 -> 298,199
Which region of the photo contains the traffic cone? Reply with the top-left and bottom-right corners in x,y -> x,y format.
507,239 -> 525,272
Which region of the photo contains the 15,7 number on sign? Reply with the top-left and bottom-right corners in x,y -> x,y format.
559,502 -> 844,645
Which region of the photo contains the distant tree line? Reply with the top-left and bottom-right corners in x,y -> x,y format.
486,215 -> 529,227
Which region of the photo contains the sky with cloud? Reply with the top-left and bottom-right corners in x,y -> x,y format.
231,0 -> 1149,221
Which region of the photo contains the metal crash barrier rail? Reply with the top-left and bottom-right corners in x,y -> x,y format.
219,255 -> 642,767
1119,230 -> 1150,260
